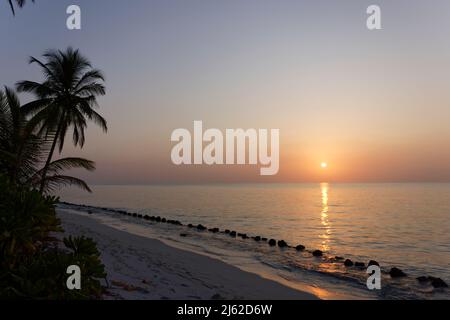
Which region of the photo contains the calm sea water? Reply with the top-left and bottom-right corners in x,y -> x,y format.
57,183 -> 450,299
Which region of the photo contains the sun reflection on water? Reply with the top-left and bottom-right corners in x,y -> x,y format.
320,183 -> 331,252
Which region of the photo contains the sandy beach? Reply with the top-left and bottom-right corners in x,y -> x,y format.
57,208 -> 317,300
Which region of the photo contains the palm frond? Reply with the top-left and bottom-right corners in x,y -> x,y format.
44,157 -> 95,175
39,175 -> 92,194
8,0 -> 35,15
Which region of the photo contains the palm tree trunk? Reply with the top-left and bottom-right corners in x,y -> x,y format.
39,121 -> 63,193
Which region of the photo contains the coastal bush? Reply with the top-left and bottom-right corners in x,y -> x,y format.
0,176 -> 107,299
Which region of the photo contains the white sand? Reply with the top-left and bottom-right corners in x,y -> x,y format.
57,208 -> 317,300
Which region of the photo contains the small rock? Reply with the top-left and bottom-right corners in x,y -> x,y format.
430,277 -> 448,288
180,233 -> 188,237
368,260 -> 380,267
224,229 -> 230,234
389,267 -> 407,278
344,259 -> 354,267
277,240 -> 288,248
211,293 -> 225,300
262,238 -> 268,241
355,262 -> 365,268
132,213 -> 137,217
312,250 -> 323,257
268,239 -> 276,246
188,224 -> 194,228
296,245 -> 306,251
230,231 -> 237,237
161,218 -> 167,223
335,256 -> 344,260
197,224 -> 207,231
254,236 -> 261,241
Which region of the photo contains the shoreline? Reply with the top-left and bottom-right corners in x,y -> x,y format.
57,208 -> 318,300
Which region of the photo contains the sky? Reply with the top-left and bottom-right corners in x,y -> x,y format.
2,0 -> 450,184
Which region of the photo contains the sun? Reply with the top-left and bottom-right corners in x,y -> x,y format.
321,162 -> 328,169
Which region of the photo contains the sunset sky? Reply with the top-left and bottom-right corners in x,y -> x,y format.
2,0 -> 450,184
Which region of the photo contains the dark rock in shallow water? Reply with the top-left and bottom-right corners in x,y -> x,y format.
254,236 -> 261,242
180,233 -> 188,237
161,218 -> 167,223
389,267 -> 407,278
155,216 -> 161,222
268,239 -> 276,246
197,224 -> 207,231
132,213 -> 137,217
296,245 -> 306,251
429,277 -> 448,288
368,260 -> 380,267
335,256 -> 344,260
224,230 -> 230,234
312,250 -> 323,257
277,240 -> 288,248
262,238 -> 268,241
144,215 -> 150,220
344,259 -> 354,267
355,262 -> 366,268
137,214 -> 143,218
209,228 -> 219,233
188,224 -> 194,228
230,231 -> 237,237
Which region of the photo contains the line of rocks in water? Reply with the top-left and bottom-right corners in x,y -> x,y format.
59,202 -> 449,289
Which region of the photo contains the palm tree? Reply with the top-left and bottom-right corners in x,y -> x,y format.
16,47 -> 107,193
0,87 -> 95,193
7,0 -> 34,15
0,86 -> 41,183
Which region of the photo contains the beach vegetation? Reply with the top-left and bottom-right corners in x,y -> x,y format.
0,48 -> 108,299
0,176 -> 106,299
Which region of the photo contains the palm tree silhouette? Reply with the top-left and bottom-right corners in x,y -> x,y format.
7,0 -> 34,15
16,47 -> 107,193
0,87 -> 96,193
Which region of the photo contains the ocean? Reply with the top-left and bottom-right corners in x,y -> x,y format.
57,183 -> 450,299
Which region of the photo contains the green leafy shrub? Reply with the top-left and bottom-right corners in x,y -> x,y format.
0,176 -> 107,299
